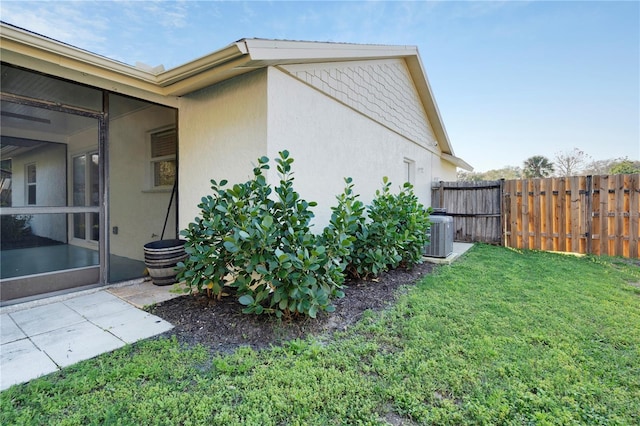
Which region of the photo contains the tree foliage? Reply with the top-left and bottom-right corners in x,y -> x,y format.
609,159 -> 640,175
522,155 -> 555,178
584,157 -> 640,175
554,148 -> 591,177
460,151 -> 638,181
457,166 -> 522,182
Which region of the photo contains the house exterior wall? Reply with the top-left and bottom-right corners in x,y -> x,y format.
10,143 -> 67,241
266,65 -> 449,228
282,59 -> 437,151
433,159 -> 457,182
107,104 -> 177,261
178,70 -> 268,230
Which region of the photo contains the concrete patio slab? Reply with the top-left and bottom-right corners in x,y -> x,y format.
65,291 -> 133,320
96,309 -> 174,344
423,242 -> 475,265
9,302 -> 85,336
107,280 -> 185,308
29,321 -> 126,368
0,314 -> 26,344
1,290 -> 173,391
1,338 -> 58,390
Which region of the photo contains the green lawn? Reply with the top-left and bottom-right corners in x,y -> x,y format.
2,245 -> 639,425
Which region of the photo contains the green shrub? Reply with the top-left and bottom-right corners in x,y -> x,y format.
346,177 -> 430,279
177,152 -> 430,316
0,214 -> 32,242
320,177 -> 365,268
390,182 -> 432,268
177,151 -> 348,318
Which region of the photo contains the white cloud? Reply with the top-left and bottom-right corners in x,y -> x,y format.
1,1 -> 109,52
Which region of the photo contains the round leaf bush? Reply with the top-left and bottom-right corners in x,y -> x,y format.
177,151 -> 348,318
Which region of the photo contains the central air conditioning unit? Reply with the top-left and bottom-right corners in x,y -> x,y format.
424,209 -> 453,258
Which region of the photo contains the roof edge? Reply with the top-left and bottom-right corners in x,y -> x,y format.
243,38 -> 419,61
442,153 -> 473,171
0,22 -> 157,82
155,41 -> 249,87
404,54 -> 455,156
0,24 -> 467,165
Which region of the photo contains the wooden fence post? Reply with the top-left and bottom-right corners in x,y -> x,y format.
585,175 -> 593,255
630,174 -> 639,258
499,178 -> 505,247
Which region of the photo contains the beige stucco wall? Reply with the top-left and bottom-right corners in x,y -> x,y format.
10,143 -> 67,241
178,70 -> 268,230
175,63 -> 456,231
432,158 -> 457,183
107,103 -> 177,261
266,66 -> 447,228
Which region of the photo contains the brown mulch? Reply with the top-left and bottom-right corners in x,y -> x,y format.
148,262 -> 435,353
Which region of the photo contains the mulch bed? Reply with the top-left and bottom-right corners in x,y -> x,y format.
148,262 -> 435,353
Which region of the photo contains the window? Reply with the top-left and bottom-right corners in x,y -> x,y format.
26,163 -> 36,205
72,152 -> 99,242
150,128 -> 176,188
404,158 -> 415,184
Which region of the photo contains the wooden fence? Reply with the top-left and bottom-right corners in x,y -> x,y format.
432,174 -> 640,258
431,180 -> 503,244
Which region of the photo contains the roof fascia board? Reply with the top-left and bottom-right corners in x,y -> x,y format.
0,25 -> 469,165
441,153 -> 473,171
0,24 -> 253,97
404,54 -> 455,156
1,24 -> 157,83
155,42 -> 249,87
0,46 -> 179,107
243,38 -> 418,62
161,57 -> 259,96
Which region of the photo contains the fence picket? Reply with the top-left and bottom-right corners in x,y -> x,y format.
600,176 -> 610,256
570,177 -> 581,253
630,174 -> 639,258
557,177 -> 567,252
615,175 -> 625,256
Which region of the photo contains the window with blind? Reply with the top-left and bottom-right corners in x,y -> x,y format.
150,128 -> 176,188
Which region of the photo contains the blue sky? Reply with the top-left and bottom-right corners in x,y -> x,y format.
1,0 -> 638,172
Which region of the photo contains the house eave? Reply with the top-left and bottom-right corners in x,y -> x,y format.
1,23 -> 158,84
404,55 -> 455,156
1,26 -> 424,97
242,38 -> 419,61
1,24 -> 469,163
441,153 -> 473,171
161,39 -> 423,95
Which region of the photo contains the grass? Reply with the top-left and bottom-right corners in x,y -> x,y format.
2,244 -> 639,425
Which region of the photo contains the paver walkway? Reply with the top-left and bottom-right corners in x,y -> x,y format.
1,290 -> 173,391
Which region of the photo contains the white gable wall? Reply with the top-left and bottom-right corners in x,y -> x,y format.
178,70 -> 268,229
282,59 -> 437,150
266,65 -> 451,228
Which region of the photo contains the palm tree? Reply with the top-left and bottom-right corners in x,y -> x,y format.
523,155 -> 554,178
